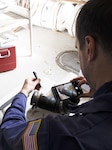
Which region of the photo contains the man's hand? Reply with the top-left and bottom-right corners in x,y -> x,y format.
71,76 -> 95,98
20,78 -> 41,97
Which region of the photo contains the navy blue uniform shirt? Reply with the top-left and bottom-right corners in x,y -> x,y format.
1,81 -> 112,150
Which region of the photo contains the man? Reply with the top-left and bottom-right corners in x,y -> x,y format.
1,0 -> 112,149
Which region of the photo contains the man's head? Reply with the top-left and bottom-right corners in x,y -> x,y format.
76,0 -> 112,89
76,0 -> 112,51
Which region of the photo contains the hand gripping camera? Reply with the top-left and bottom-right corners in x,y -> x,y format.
30,80 -> 83,114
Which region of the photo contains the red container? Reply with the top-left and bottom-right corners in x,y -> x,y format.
0,46 -> 16,72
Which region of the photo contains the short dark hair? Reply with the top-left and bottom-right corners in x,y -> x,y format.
76,0 -> 112,53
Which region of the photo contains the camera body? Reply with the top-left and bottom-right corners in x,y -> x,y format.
30,80 -> 83,114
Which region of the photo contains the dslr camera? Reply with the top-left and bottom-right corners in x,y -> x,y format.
30,80 -> 83,114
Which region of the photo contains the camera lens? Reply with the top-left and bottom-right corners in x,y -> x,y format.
31,91 -> 57,112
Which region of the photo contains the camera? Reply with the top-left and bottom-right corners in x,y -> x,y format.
30,80 -> 83,114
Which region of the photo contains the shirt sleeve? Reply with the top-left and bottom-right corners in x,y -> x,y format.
0,93 -> 28,149
0,92 -> 27,129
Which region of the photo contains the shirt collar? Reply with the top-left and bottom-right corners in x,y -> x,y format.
94,81 -> 112,97
76,94 -> 112,114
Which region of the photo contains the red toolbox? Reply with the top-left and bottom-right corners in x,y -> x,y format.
0,46 -> 16,72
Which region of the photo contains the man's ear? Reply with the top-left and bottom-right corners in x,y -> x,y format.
85,35 -> 96,62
